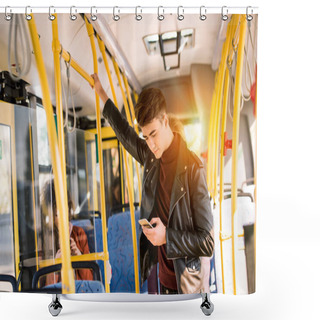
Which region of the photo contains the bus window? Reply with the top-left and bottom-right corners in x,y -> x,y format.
36,105 -> 52,194
102,143 -> 124,217
65,128 -> 93,215
0,122 -> 15,291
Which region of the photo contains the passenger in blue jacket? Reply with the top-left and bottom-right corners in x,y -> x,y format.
91,73 -> 214,294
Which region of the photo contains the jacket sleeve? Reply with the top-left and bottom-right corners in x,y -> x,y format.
102,99 -> 148,165
166,165 -> 214,258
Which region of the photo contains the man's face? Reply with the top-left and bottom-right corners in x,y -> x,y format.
141,116 -> 167,159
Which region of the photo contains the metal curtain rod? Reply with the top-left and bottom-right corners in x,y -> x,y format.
0,6 -> 258,15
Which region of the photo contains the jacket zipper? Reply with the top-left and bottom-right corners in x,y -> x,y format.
168,191 -> 186,224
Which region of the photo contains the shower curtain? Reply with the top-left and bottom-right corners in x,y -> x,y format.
0,7 -> 258,297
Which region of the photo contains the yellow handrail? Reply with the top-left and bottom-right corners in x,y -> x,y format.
40,252 -> 107,268
85,16 -> 110,293
60,50 -> 94,87
96,35 -> 119,108
231,15 -> 247,295
28,13 -> 75,294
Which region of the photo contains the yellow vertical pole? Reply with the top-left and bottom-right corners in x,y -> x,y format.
96,35 -> 126,211
84,141 -> 91,211
91,142 -> 99,211
231,14 -> 247,295
97,33 -> 140,292
219,69 -> 230,294
28,13 -> 75,294
213,16 -> 240,204
121,139 -> 140,292
112,58 -> 140,294
85,16 -> 110,293
51,15 -> 67,189
215,19 -> 235,294
122,74 -> 142,200
29,124 -> 39,271
112,60 -> 134,127
119,145 -> 126,208
213,63 -> 224,203
96,36 -> 119,108
207,77 -> 217,198
122,75 -> 139,135
51,15 -> 77,292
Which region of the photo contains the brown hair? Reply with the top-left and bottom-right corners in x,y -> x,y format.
168,113 -> 186,141
134,88 -> 166,127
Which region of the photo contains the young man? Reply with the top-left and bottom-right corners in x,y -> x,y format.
91,73 -> 214,294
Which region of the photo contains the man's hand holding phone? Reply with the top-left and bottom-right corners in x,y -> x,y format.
140,217 -> 166,246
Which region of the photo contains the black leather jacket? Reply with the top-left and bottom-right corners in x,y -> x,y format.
103,99 -> 214,294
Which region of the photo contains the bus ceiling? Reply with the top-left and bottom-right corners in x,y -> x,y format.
0,13 -> 256,121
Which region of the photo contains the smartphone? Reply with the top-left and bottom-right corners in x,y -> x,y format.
138,218 -> 154,229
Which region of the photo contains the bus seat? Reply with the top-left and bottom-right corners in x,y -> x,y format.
92,218 -> 105,286
86,212 -> 147,293
107,210 -> 144,293
0,274 -> 18,292
223,193 -> 255,227
217,194 -> 255,294
31,261 -> 105,293
236,195 -> 255,227
44,280 -> 105,293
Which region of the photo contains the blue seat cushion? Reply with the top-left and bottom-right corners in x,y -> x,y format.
107,210 -> 143,293
44,280 -> 105,293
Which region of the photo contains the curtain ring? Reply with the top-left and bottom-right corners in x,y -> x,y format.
5,6 -> 12,21
25,6 -> 32,20
113,6 -> 120,21
221,6 -> 228,21
246,6 -> 253,22
91,7 -> 98,21
49,6 -> 56,21
157,6 -> 165,21
135,6 -> 142,21
70,6 -> 77,21
200,6 -> 207,21
177,6 -> 184,21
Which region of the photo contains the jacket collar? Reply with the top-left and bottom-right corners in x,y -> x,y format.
168,135 -> 190,217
